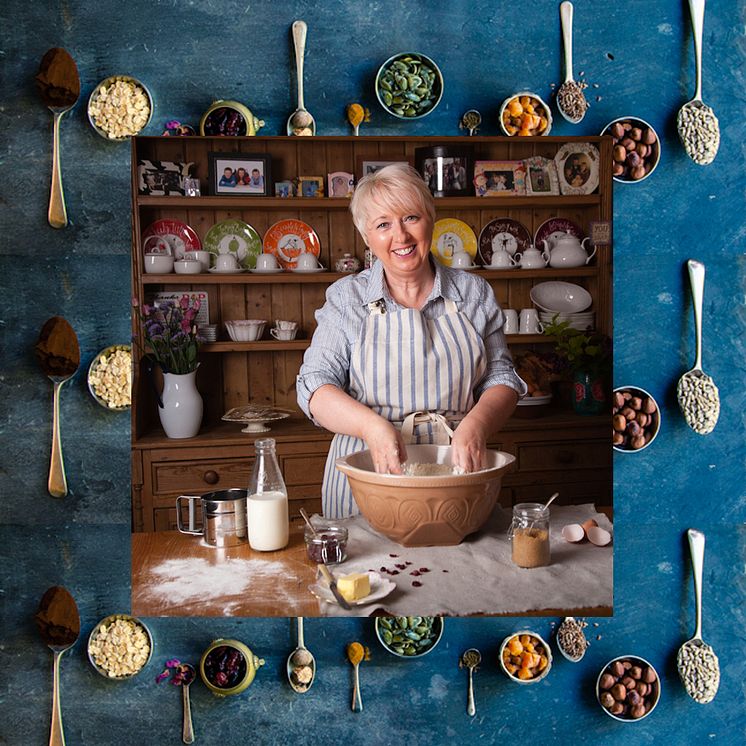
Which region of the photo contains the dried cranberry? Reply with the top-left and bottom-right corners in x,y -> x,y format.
410,570 -> 421,576
380,566 -> 387,572
442,569 -> 449,573
389,553 -> 399,558
405,561 -> 412,566
412,581 -> 423,587
214,671 -> 228,687
390,570 -> 399,575
395,564 -> 406,570
419,567 -> 430,573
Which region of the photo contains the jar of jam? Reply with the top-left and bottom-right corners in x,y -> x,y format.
304,523 -> 348,565
508,503 -> 551,568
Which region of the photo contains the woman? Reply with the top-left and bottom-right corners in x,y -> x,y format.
297,164 -> 526,518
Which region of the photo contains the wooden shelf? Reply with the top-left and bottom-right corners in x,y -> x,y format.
202,340 -> 310,352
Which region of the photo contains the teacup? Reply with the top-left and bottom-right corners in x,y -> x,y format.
275,320 -> 298,331
215,253 -> 240,272
144,253 -> 174,274
185,250 -> 210,272
296,252 -> 324,271
451,251 -> 475,269
270,327 -> 298,341
503,309 -> 519,334
174,259 -> 202,275
519,308 -> 544,334
255,253 -> 279,271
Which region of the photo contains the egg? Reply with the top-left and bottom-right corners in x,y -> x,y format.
561,524 -> 585,543
587,526 -> 612,547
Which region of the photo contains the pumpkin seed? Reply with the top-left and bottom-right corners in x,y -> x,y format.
377,54 -> 440,118
378,616 -> 440,656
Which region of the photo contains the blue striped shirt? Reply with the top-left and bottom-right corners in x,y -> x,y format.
296,258 -> 527,424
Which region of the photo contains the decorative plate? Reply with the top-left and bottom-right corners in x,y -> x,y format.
534,218 -> 584,254
430,219 -> 477,266
263,219 -> 321,270
554,142 -> 600,196
222,405 -> 292,433
308,571 -> 396,607
142,219 -> 201,260
204,219 -> 262,270
478,218 -> 531,265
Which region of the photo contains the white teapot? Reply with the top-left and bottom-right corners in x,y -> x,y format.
543,233 -> 596,268
514,245 -> 549,269
489,247 -> 517,269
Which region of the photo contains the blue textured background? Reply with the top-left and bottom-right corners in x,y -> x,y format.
1,1 -> 744,744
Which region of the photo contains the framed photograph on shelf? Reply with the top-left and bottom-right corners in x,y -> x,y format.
208,153 -> 271,196
473,160 -> 526,197
328,171 -> 355,198
137,160 -> 194,196
415,145 -> 473,197
356,157 -> 412,180
275,180 -> 295,198
554,142 -> 600,195
297,176 -> 325,198
523,156 -> 560,196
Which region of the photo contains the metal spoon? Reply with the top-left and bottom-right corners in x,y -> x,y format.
557,2 -> 587,124
34,586 -> 80,746
677,260 -> 720,434
287,20 -> 316,136
677,529 -> 720,703
35,49 -> 80,229
460,648 -> 481,716
287,617 -> 316,693
677,0 -> 720,165
179,664 -> 196,744
35,317 -> 81,497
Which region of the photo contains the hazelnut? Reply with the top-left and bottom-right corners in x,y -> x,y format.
630,705 -> 647,719
631,165 -> 646,180
613,163 -> 627,178
627,690 -> 642,706
636,682 -> 649,697
600,692 -> 615,708
621,137 -> 636,151
613,145 -> 627,163
626,151 -> 642,168
643,398 -> 657,415
622,122 -> 632,131
636,142 -> 649,158
599,673 -> 616,690
643,666 -> 657,684
630,665 -> 642,680
611,661 -> 625,677
643,431 -> 653,444
622,406 -> 636,420
621,392 -> 632,401
614,392 -> 625,408
629,127 -> 642,141
611,683 -> 627,701
610,702 -> 626,716
622,676 -> 636,691
643,127 -> 657,145
631,436 -> 646,449
610,122 -> 625,138
636,412 -> 649,427
613,414 -> 627,432
626,421 -> 643,438
629,396 -> 642,410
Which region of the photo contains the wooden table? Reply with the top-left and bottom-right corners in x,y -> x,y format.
131,519 -> 612,618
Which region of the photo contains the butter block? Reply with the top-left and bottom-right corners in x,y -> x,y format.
336,573 -> 370,602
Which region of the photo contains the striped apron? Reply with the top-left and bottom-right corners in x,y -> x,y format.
321,298 -> 487,518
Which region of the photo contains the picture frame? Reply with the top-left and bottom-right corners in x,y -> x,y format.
327,171 -> 355,198
137,160 -> 193,196
554,142 -> 600,196
208,152 -> 272,196
356,157 -> 412,180
297,176 -> 325,198
473,160 -> 526,197
274,180 -> 295,198
415,145 -> 473,197
523,156 -> 560,196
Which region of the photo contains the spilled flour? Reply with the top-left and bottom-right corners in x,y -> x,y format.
143,557 -> 292,615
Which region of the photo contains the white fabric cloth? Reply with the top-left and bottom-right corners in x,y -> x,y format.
313,503 -> 613,617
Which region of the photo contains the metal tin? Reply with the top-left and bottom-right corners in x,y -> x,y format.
87,614 -> 154,679
199,638 -> 264,696
176,488 -> 248,547
87,75 -> 153,141
199,99 -> 265,136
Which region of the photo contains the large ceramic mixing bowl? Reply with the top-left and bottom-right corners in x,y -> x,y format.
335,444 -> 515,547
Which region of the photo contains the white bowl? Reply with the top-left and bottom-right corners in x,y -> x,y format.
530,282 -> 592,313
596,655 -> 661,721
602,116 -> 661,184
499,631 -> 553,684
499,92 -> 553,136
144,254 -> 174,274
225,320 -> 266,342
174,259 -> 202,275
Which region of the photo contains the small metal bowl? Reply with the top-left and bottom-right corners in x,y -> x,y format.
375,616 -> 444,658
596,655 -> 661,722
87,344 -> 132,411
87,613 -> 153,679
602,116 -> 660,183
613,385 -> 661,453
499,630 -> 553,684
499,92 -> 553,136
87,75 -> 153,141
375,52 -> 444,120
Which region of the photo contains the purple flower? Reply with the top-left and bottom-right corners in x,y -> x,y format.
179,295 -> 189,309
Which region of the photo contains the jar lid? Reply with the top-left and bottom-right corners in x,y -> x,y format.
513,502 -> 550,519
304,523 -> 348,541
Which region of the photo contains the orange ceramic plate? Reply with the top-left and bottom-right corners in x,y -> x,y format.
263,219 -> 321,270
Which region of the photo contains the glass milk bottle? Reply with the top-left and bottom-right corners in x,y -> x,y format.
247,438 -> 289,551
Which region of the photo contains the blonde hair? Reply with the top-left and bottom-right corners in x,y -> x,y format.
349,163 -> 435,243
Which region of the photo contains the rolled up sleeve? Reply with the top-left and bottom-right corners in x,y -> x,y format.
473,294 -> 528,400
296,287 -> 353,425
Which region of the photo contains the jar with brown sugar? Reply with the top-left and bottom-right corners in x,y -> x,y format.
508,503 -> 551,568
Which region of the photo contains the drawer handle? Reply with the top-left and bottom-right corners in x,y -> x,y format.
203,470 -> 219,485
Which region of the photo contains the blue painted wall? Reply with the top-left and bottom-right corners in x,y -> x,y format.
1,1 -> 744,744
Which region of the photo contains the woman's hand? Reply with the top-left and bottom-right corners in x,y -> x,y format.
450,418 -> 488,473
361,415 -> 407,474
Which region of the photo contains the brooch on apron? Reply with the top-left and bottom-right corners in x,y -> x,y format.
367,299 -> 386,315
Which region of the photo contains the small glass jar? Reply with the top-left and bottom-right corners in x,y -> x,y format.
304,523 -> 348,565
508,503 -> 551,568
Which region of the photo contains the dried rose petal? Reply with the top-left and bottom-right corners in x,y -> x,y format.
442,569 -> 449,573
395,564 -> 406,570
411,570 -> 421,576
389,553 -> 399,558
166,658 -> 181,668
419,567 -> 430,573
155,669 -> 170,684
390,570 -> 399,575
405,561 -> 412,566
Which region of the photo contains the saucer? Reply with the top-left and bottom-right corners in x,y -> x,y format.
249,267 -> 284,274
291,267 -> 326,274
209,267 -> 246,274
308,571 -> 395,607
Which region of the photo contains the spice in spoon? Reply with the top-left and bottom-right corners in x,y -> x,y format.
556,79 -> 588,122
346,641 -> 368,666
35,48 -> 80,108
677,640 -> 720,703
556,617 -> 588,661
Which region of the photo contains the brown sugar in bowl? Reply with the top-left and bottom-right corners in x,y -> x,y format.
335,444 -> 515,547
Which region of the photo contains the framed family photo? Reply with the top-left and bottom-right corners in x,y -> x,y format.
208,153 -> 272,196
523,156 -> 560,196
356,157 -> 412,180
415,145 -> 473,197
473,160 -> 527,197
554,142 -> 600,195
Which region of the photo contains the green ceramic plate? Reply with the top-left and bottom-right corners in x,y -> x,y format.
204,219 -> 262,269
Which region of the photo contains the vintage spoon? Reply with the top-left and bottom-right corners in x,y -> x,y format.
35,317 -> 81,497
299,507 -> 317,536
460,648 -> 481,716
286,617 -> 316,693
677,0 -> 720,165
676,260 -> 720,434
35,48 -> 80,229
556,2 -> 587,124
179,664 -> 196,744
35,586 -> 80,746
287,20 -> 316,136
677,529 -> 720,703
